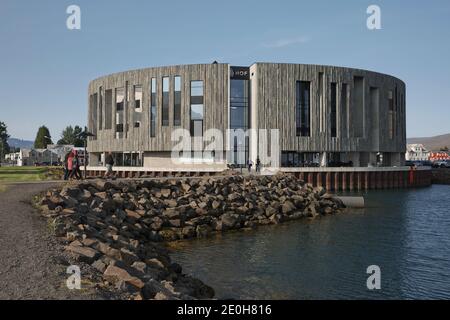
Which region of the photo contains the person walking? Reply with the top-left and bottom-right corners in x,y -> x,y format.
63,151 -> 71,180
104,151 -> 114,178
247,159 -> 253,173
256,157 -> 261,173
69,150 -> 82,180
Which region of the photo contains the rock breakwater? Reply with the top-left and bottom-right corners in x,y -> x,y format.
37,173 -> 344,300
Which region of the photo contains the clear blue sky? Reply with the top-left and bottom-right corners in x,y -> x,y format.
1,0 -> 449,141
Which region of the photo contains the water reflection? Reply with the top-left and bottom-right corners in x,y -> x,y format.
170,185 -> 450,299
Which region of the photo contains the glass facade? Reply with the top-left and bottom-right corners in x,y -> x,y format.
150,78 -> 156,137
281,151 -> 317,167
112,152 -> 143,167
296,81 -> 311,136
190,80 -> 204,136
230,79 -> 250,165
162,77 -> 169,126
174,76 -> 181,126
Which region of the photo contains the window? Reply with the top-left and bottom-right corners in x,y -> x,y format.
99,87 -> 103,130
174,76 -> 181,126
115,88 -> 125,139
105,89 -> 112,130
330,82 -> 337,137
116,87 -> 125,111
89,93 -> 98,140
230,79 -> 249,130
281,151 -> 316,167
352,76 -> 364,138
134,85 -> 142,110
388,90 -> 394,139
150,78 -> 157,137
134,121 -> 140,128
296,81 -> 311,137
190,80 -> 204,136
340,83 -> 348,138
112,152 -> 143,167
318,72 -> 325,132
162,77 -> 169,126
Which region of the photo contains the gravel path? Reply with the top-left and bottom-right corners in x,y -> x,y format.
0,182 -> 99,299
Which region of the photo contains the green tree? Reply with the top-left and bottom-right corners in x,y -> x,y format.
34,126 -> 53,149
57,125 -> 84,147
0,121 -> 10,160
440,146 -> 449,152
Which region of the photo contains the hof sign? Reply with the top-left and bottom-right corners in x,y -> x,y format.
230,66 -> 250,80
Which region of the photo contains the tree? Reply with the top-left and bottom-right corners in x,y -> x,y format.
440,146 -> 449,152
57,125 -> 84,147
34,126 -> 53,149
0,121 -> 10,160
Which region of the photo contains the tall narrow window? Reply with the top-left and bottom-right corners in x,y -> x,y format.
105,89 -> 112,130
388,90 -> 394,139
190,80 -> 204,136
150,78 -> 156,137
340,83 -> 348,138
162,77 -> 169,126
296,81 -> 311,137
134,85 -> 142,111
352,76 -> 365,138
330,82 -> 337,137
318,72 -> 325,132
99,87 -> 103,131
115,87 -> 125,139
174,76 -> 181,126
116,87 -> 124,111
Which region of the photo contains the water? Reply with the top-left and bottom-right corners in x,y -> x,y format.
169,185 -> 450,299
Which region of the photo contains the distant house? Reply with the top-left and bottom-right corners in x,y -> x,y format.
7,149 -> 32,166
405,144 -> 430,161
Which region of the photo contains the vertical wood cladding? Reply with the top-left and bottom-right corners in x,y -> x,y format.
88,64 -> 229,153
253,63 -> 406,153
87,63 -> 406,155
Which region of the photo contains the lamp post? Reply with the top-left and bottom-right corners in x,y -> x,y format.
77,127 -> 95,179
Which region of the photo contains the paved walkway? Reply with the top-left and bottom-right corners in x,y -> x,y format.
0,182 -> 96,299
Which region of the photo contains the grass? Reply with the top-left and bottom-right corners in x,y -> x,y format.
0,166 -> 63,183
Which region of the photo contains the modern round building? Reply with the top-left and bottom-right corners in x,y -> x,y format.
86,63 -> 406,173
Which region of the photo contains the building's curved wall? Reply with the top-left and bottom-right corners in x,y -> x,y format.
87,63 -> 229,154
87,62 -> 406,167
250,63 -> 406,166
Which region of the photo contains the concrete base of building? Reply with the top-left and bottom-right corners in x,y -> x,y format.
86,166 -> 432,190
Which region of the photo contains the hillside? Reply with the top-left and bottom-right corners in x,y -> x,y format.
408,133 -> 450,151
7,138 -> 34,149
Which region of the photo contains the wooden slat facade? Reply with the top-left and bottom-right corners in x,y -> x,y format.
251,63 -> 406,154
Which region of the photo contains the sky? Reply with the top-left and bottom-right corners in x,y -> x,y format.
0,0 -> 449,141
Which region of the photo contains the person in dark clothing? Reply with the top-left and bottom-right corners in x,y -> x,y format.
63,151 -> 71,180
69,150 -> 82,180
105,152 -> 114,178
256,157 -> 261,173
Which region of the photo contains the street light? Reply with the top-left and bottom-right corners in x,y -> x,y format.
77,127 -> 95,179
